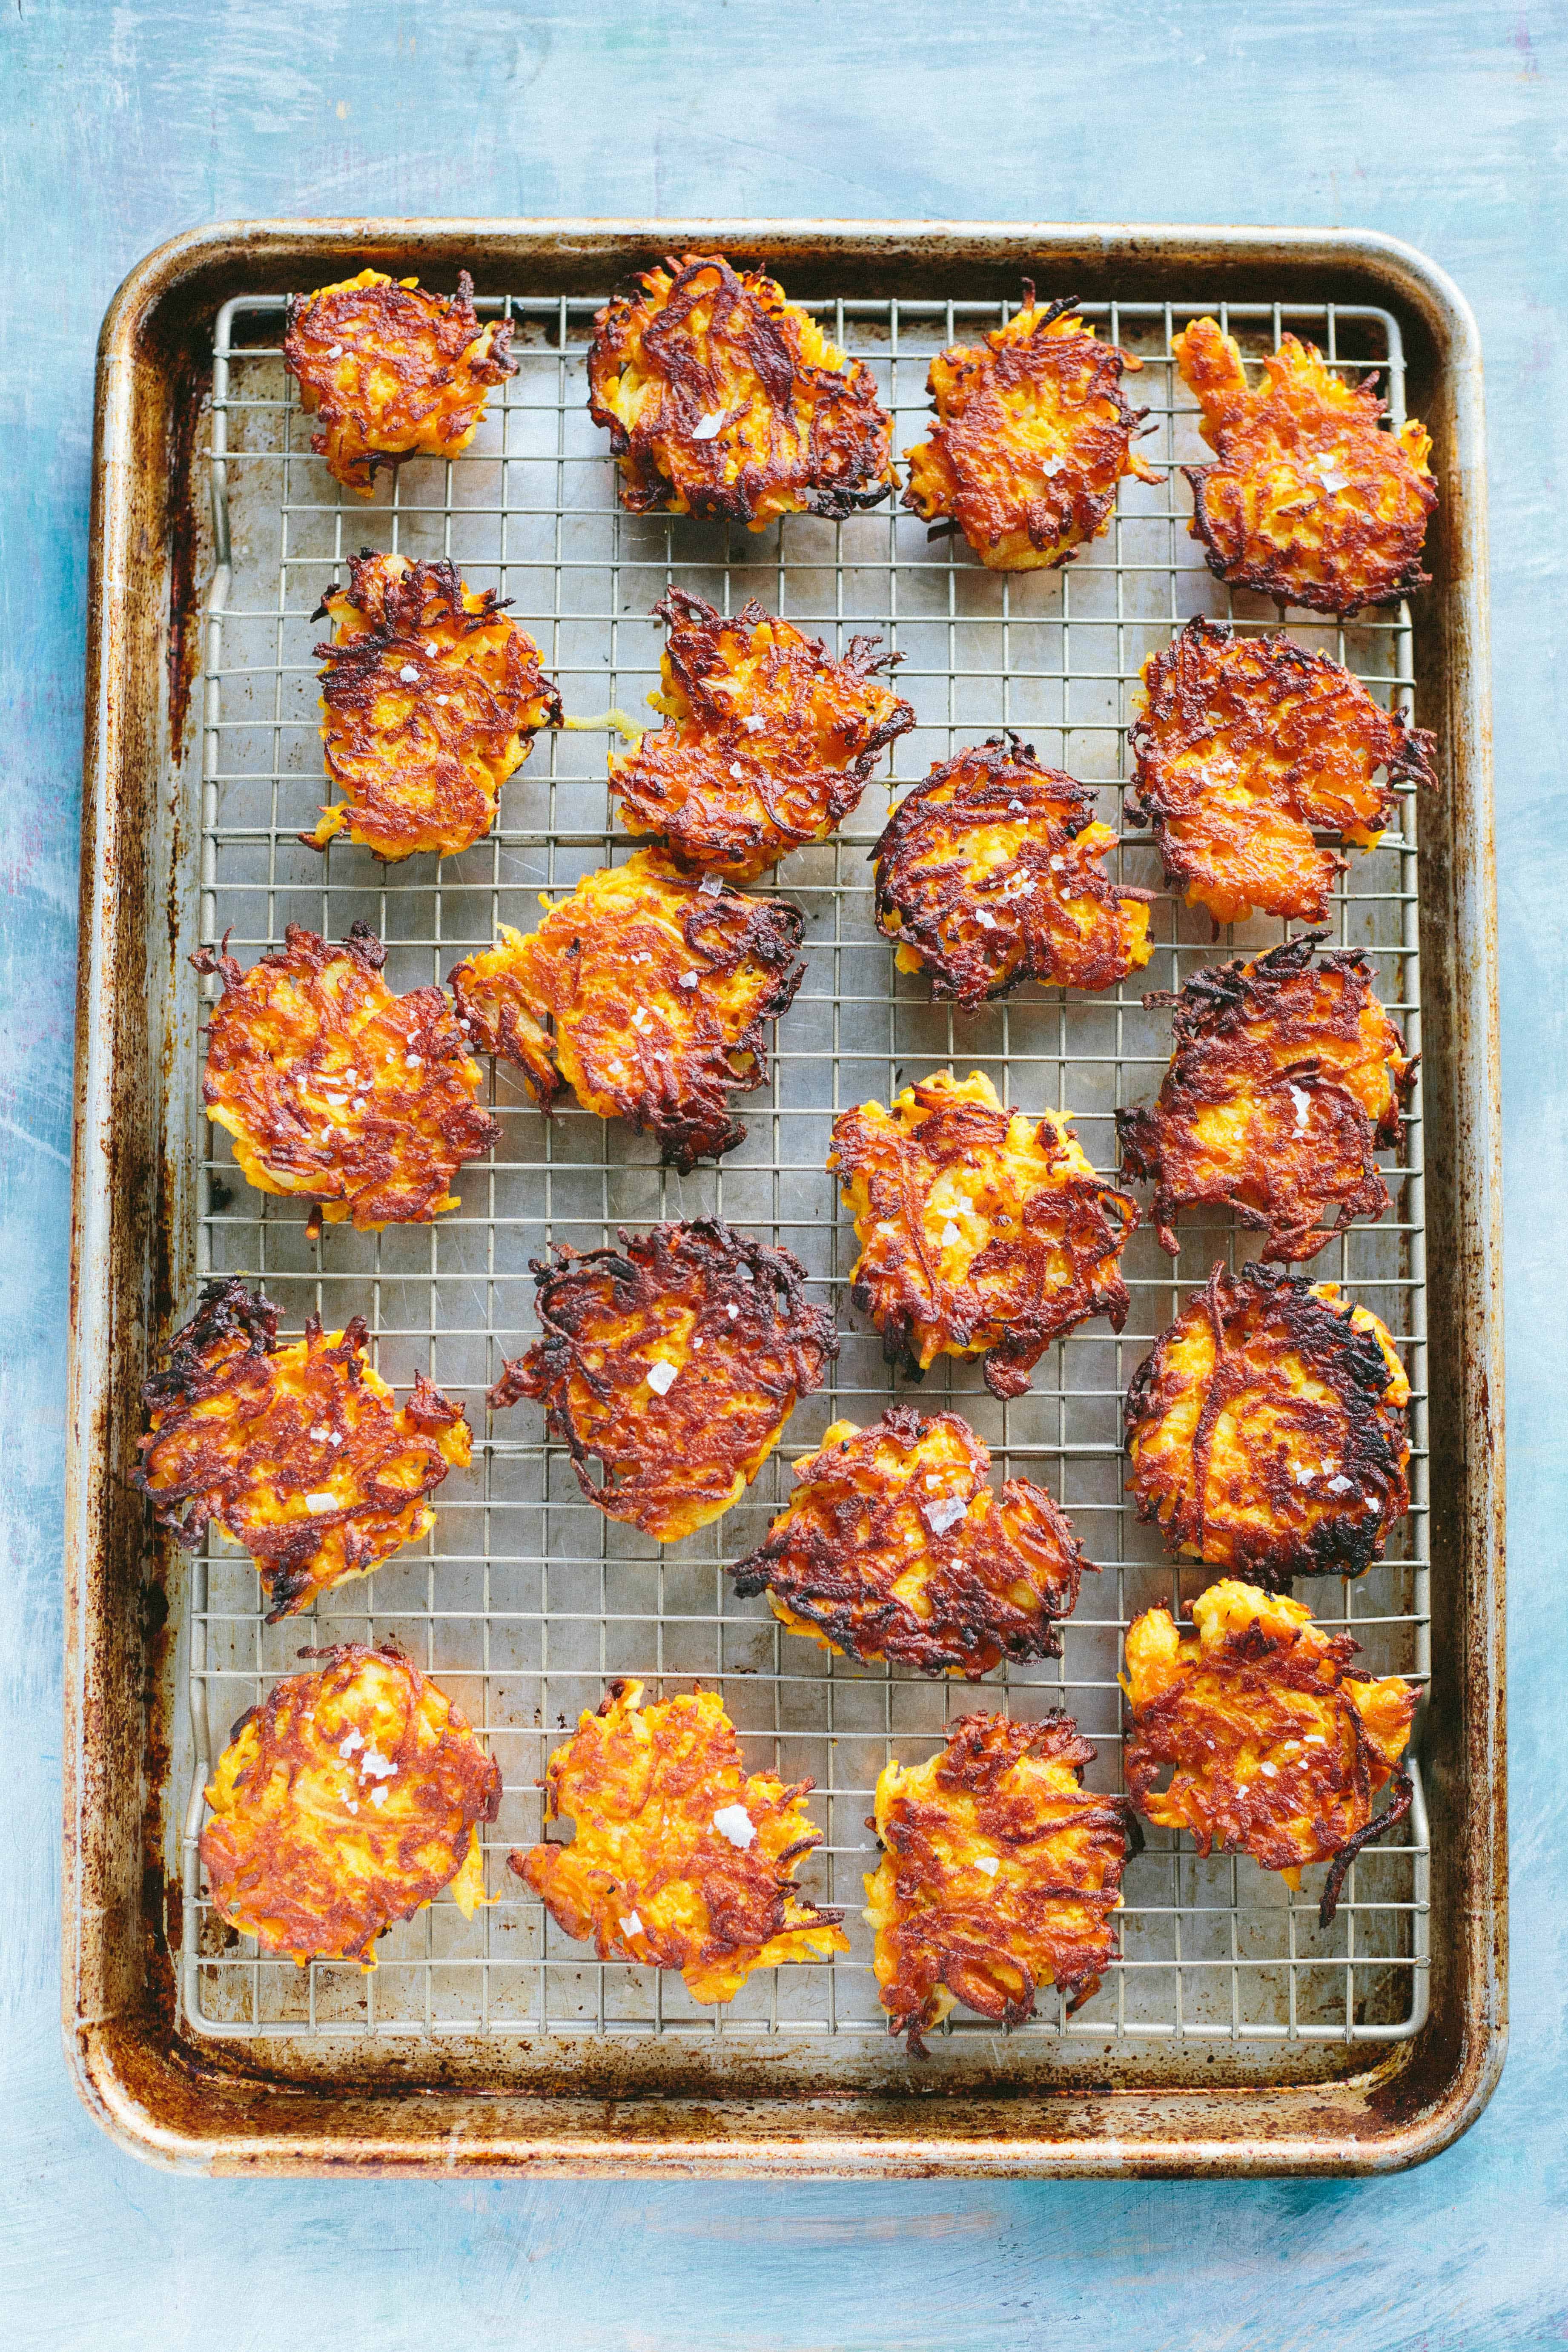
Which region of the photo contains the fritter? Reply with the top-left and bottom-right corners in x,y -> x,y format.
830,1069 -> 1135,1401
136,1278 -> 471,1620
866,1711 -> 1128,2053
1173,316 -> 1437,616
1118,932 -> 1413,1263
731,1405 -> 1086,1678
608,586 -> 913,881
194,919 -> 498,1231
1123,1578 -> 1416,1926
283,268 -> 515,496
587,252 -> 896,529
1124,1262 -> 1411,1588
487,1220 -> 837,1543
871,734 -> 1152,1007
447,850 -> 806,1171
513,1678 -> 848,2005
201,1643 -> 501,1964
1125,616 -> 1439,927
308,550 -> 560,860
902,286 -> 1161,570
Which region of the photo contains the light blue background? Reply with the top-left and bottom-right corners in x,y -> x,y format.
3,4 -> 1558,2344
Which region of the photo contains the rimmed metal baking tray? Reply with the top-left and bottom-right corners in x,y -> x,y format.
66,220 -> 1502,2176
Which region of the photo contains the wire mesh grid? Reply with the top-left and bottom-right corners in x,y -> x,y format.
178,279 -> 1430,2059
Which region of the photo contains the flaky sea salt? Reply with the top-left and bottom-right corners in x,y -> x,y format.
699,871 -> 725,895
975,1855 -> 1000,1877
741,713 -> 766,732
619,1911 -> 644,1937
729,761 -> 745,780
399,664 -> 421,683
1326,1474 -> 1353,1495
677,970 -> 698,990
326,343 -> 344,359
711,1805 -> 756,1850
305,1492 -> 336,1514
691,411 -> 725,441
359,1750 -> 396,1781
369,1785 -> 389,1808
1289,1083 -> 1312,1133
645,1359 -> 678,1396
1317,462 -> 1350,495
940,1221 -> 962,1248
923,1497 -> 968,1537
976,909 -> 996,929
725,1303 -> 738,1320
338,1730 -> 364,1758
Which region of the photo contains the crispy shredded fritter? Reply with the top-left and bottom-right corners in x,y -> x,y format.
193,919 -> 497,1230
1173,317 -> 1437,616
902,286 -> 1161,569
136,1278 -> 471,1620
1124,1262 -> 1411,1588
866,1711 -> 1128,2052
1123,1579 -> 1416,1925
830,1069 -> 1135,1400
608,586 -> 913,881
487,1220 -> 837,1543
872,734 -> 1152,1007
1125,617 -> 1439,927
447,850 -> 805,1171
514,1678 -> 848,2005
587,252 -> 896,528
731,1405 -> 1086,1678
201,1643 -> 500,1964
283,268 -> 515,496
308,550 -> 560,860
1118,933 -> 1413,1263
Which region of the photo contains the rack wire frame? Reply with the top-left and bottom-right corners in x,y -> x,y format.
178,283 -> 1430,2059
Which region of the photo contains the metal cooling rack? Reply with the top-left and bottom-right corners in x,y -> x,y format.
178,284 -> 1429,2054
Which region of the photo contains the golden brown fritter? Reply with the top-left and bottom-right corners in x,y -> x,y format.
1117,933 -> 1413,1262
830,1069 -> 1135,1401
607,586 -> 913,881
731,1405 -> 1086,1678
1125,617 -> 1439,928
1123,1579 -> 1417,1925
201,1643 -> 500,1964
513,1678 -> 848,2005
193,920 -> 498,1231
587,252 -> 896,528
1124,1262 -> 1411,1588
137,1279 -> 471,1620
447,851 -> 805,1171
308,550 -> 560,860
283,268 -> 515,496
872,735 -> 1152,1008
866,1711 -> 1128,2052
1173,317 -> 1437,616
902,286 -> 1161,569
487,1221 -> 837,1543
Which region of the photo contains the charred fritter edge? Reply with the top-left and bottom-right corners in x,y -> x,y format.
731,1403 -> 1087,1678
866,1710 -> 1129,2053
201,1641 -> 502,1963
193,918 -> 500,1230
1125,616 -> 1439,926
1122,1581 -> 1417,1928
830,1070 -> 1136,1401
871,733 -> 1153,1007
902,286 -> 1161,568
447,854 -> 807,1172
487,1220 -> 837,1540
310,550 -> 562,858
283,268 -> 516,495
512,1677 -> 848,2003
135,1276 -> 471,1619
1174,318 -> 1437,617
608,585 -> 914,878
1123,1262 -> 1411,1588
1117,931 -> 1414,1262
586,252 -> 896,526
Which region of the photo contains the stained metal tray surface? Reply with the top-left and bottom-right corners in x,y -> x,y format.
66,221 -> 1503,2177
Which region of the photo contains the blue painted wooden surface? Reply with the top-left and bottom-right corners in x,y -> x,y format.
2,3 -> 1559,2343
